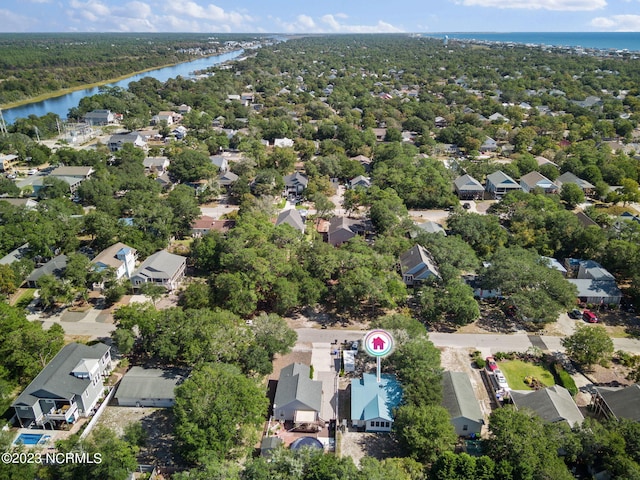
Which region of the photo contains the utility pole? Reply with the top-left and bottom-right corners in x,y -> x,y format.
0,109 -> 7,135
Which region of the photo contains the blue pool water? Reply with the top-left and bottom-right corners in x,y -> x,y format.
14,433 -> 45,446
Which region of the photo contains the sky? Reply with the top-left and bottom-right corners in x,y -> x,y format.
2,0 -> 640,33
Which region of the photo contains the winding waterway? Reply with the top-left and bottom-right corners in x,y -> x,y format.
2,49 -> 244,125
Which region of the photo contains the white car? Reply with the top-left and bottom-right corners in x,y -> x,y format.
27,169 -> 38,175
494,369 -> 509,388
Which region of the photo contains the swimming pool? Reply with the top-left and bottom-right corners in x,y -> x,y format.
13,433 -> 47,446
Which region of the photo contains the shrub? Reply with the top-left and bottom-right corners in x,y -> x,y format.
472,351 -> 486,369
553,363 -> 578,396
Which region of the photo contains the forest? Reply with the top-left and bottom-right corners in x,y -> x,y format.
0,33 -> 259,106
1,34 -> 640,479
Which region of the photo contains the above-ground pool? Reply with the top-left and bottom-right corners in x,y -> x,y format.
13,433 -> 50,446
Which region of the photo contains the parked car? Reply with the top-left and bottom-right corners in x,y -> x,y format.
493,369 -> 509,389
486,356 -> 498,372
568,308 -> 582,319
583,309 -> 598,323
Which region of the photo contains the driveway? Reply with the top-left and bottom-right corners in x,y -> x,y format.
310,342 -> 340,422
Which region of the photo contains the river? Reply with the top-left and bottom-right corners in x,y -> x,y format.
1,49 -> 244,125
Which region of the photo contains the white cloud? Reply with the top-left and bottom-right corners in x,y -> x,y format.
590,14 -> 640,30
455,0 -> 606,10
68,0 -> 111,23
275,13 -> 403,33
26,0 -> 52,3
164,1 -> 254,26
0,9 -> 31,31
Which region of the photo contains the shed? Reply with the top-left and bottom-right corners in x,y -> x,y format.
114,367 -> 186,408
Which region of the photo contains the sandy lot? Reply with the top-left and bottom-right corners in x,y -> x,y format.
93,406 -> 178,466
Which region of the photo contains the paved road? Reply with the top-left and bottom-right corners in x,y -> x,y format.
296,328 -> 640,355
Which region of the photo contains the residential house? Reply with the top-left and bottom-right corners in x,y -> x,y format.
46,166 -> 95,195
177,104 -> 192,114
143,156 -> 170,175
434,116 -> 448,128
130,250 -> 186,291
83,109 -> 115,125
480,137 -> 498,152
275,209 -> 306,233
541,256 -> 567,276
454,174 -> 484,200
411,221 -> 446,237
273,363 -> 322,424
274,137 -> 294,148
114,367 -> 185,408
349,175 -> 371,189
12,343 -> 112,428
591,384 -> 640,422
511,385 -> 584,427
485,170 -> 521,199
91,242 -> 137,286
520,171 -> 559,194
556,172 -> 595,195
0,153 -> 18,172
25,255 -> 67,288
535,156 -> 558,168
351,373 -> 402,432
327,216 -> 365,247
399,244 -> 440,287
283,172 -> 308,197
0,243 -> 29,266
210,155 -> 229,173
151,111 -> 176,126
565,258 -> 622,305
0,198 -> 38,209
372,128 -> 387,142
172,126 -> 187,140
576,212 -> 600,229
351,155 -> 372,173
488,113 -> 509,123
106,132 -> 147,152
50,166 -> 94,181
442,371 -> 484,436
190,216 -> 236,237
218,170 -> 239,190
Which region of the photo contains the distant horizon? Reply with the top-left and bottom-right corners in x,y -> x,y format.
2,1 -> 640,34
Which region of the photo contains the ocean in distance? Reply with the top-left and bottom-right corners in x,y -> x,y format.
426,32 -> 640,52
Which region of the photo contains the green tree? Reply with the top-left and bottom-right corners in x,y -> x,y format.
251,312 -> 297,360
169,150 -> 216,183
480,247 -> 577,325
562,324 -> 614,368
486,407 -> 573,480
560,182 -> 585,208
174,363 -> 268,463
394,404 -> 457,464
166,184 -> 201,238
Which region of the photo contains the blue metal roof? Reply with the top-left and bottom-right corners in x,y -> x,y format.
351,373 -> 402,423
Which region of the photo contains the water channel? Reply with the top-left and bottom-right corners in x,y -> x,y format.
2,49 -> 244,125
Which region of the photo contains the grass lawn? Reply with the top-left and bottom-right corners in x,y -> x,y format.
498,359 -> 555,390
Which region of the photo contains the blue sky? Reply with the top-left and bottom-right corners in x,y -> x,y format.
3,0 -> 640,33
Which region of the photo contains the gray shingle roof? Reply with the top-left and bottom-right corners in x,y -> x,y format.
442,371 -> 483,422
25,255 -> 68,284
511,385 -> 584,427
399,244 -> 440,280
274,363 -> 322,414
133,250 -> 186,281
594,384 -> 640,421
13,343 -> 110,408
276,209 -> 305,232
114,367 -> 185,402
454,174 -> 484,192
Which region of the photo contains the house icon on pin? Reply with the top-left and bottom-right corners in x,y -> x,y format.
372,337 -> 386,350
